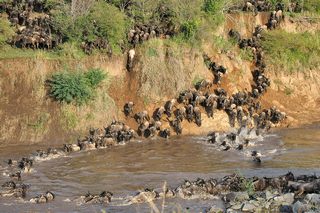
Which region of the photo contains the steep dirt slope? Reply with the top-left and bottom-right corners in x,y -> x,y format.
0,12 -> 319,146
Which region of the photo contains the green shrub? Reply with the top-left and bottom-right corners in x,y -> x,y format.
181,19 -> 199,40
48,68 -> 106,105
50,0 -> 129,53
202,0 -> 225,14
50,2 -> 74,41
89,1 -> 129,52
84,68 -> 106,88
147,47 -> 158,57
192,75 -> 204,86
0,17 -> 15,47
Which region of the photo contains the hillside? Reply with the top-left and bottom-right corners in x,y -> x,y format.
0,0 -> 320,146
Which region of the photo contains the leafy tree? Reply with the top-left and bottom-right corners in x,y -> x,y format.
89,1 -> 129,50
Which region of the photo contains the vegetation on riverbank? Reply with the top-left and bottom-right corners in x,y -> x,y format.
0,0 -> 320,145
0,0 -> 229,59
262,30 -> 320,73
1,0 -> 318,60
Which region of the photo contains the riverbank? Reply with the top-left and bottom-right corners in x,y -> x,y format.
0,12 -> 319,147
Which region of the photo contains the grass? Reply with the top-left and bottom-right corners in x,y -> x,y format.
262,30 -> 320,74
192,75 -> 204,86
27,112 -> 50,132
284,86 -> 294,96
60,105 -> 78,130
239,48 -> 254,61
212,35 -> 237,53
0,43 -> 86,60
147,47 -> 159,57
138,38 -> 194,100
237,171 -> 255,197
241,177 -> 255,197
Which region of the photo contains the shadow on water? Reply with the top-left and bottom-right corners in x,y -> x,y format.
0,123 -> 320,212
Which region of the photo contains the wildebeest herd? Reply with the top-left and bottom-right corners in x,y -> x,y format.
0,0 -> 111,54
1,0 -> 62,49
0,2 -> 314,210
127,22 -> 176,46
1,0 -> 302,53
122,172 -> 320,204
242,0 -> 301,13
61,171 -> 320,208
124,7 -> 287,154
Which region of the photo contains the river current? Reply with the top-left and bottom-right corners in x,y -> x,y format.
0,123 -> 319,212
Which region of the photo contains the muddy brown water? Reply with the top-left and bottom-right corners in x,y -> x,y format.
0,123 -> 320,213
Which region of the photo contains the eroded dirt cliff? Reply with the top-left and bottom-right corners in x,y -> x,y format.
0,13 -> 319,146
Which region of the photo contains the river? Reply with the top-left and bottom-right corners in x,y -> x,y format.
0,123 -> 319,213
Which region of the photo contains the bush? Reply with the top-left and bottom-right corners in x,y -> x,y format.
202,0 -> 224,14
48,68 -> 106,105
88,1 -> 129,52
49,1 -> 74,41
84,68 -> 106,88
50,0 -> 129,53
0,17 -> 15,47
181,19 -> 199,40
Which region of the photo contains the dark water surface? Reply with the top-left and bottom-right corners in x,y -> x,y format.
0,123 -> 319,212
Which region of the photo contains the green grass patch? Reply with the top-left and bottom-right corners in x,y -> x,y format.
284,86 -> 294,96
60,105 -> 78,130
192,75 -> 204,86
0,43 -> 87,60
262,30 -> 320,73
237,171 -> 255,197
48,68 -> 107,105
27,113 -> 50,132
212,35 -> 237,53
240,48 -> 254,61
146,47 -> 158,57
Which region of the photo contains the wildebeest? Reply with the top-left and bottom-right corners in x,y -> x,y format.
164,99 -> 176,117
127,49 -> 135,72
135,111 -> 150,124
124,102 -> 134,117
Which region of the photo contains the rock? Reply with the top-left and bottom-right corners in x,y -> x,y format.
279,205 -> 293,213
226,192 -> 249,203
264,201 -> 272,210
242,202 -> 256,212
304,194 -> 320,205
227,209 -> 240,213
226,209 -> 241,213
266,190 -> 275,201
274,193 -> 295,205
292,201 -> 308,213
231,203 -> 243,210
206,204 -> 226,213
